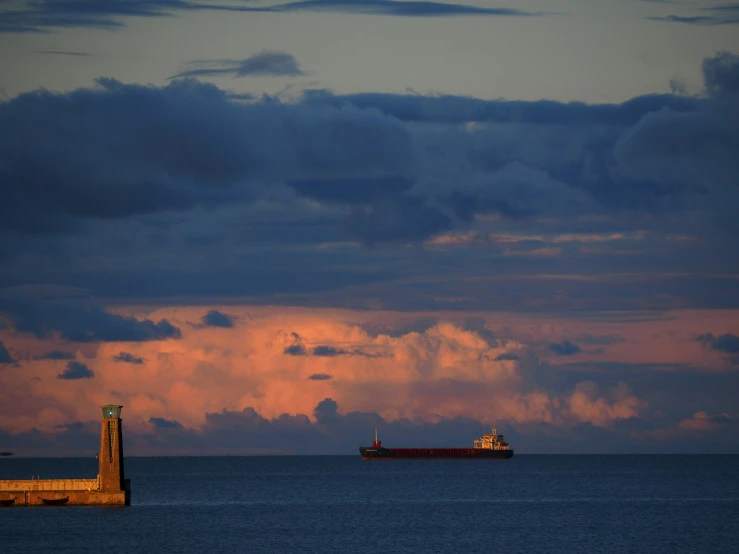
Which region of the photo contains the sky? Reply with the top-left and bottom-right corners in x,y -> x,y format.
1,0 -> 739,456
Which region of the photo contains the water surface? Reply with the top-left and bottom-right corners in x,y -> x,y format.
2,455 -> 738,553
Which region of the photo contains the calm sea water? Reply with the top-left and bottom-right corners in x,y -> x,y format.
2,455 -> 738,553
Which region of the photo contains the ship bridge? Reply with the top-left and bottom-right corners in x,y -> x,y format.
473,425 -> 510,450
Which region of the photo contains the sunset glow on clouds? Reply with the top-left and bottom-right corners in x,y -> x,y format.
1,1 -> 739,455
2,301 -> 738,454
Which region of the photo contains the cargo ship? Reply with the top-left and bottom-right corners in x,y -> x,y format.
359,425 -> 513,460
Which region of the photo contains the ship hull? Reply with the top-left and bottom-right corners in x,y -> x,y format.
359,447 -> 513,460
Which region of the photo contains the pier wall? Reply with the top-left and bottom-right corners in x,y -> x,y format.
0,478 -> 131,506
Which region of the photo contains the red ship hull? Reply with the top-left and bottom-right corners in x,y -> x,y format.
359,446 -> 514,460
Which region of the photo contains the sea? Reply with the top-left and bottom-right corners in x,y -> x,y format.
2,455 -> 738,553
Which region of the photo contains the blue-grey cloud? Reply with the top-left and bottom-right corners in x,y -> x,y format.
0,290 -> 181,342
0,0 -> 542,34
35,50 -> 94,57
58,360 -> 94,379
311,345 -> 347,356
1,52 -> 739,310
284,343 -> 308,355
548,340 -> 581,356
575,333 -> 626,346
300,89 -> 700,125
169,51 -> 305,80
494,353 -> 520,361
35,350 -> 75,360
697,333 -> 739,353
113,351 -> 144,364
649,4 -> 739,25
201,310 -> 234,328
255,0 -> 542,18
0,340 -> 15,364
308,373 -> 333,380
0,0 -> 195,34
149,416 -> 183,429
4,392 -> 739,455
0,76 -> 412,234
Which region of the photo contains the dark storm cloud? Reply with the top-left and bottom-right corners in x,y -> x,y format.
169,51 -> 305,80
1,53 -> 739,307
346,196 -> 454,245
288,176 -> 414,204
58,360 -> 94,379
113,352 -> 144,364
201,310 -> 234,328
308,373 -> 333,380
696,333 -> 739,353
0,76 -> 412,234
0,290 -> 181,342
149,416 -> 183,429
0,340 -> 15,364
548,340 -> 581,356
35,350 -> 75,360
494,353 -> 520,361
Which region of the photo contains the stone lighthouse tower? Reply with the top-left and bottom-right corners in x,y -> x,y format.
98,405 -> 127,498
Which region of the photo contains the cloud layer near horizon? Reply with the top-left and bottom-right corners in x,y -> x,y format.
1,305 -> 738,454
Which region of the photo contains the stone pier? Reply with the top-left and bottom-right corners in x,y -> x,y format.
0,405 -> 131,507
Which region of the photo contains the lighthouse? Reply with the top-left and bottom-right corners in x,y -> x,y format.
98,405 -> 127,495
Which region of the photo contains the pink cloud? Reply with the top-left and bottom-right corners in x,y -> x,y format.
2,305 -> 738,449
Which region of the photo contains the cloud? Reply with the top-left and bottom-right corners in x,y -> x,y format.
548,340 -> 581,356
0,0 -> 542,33
3,306 -> 739,453
2,53 -> 739,311
0,290 -> 181,342
58,361 -> 94,379
35,50 -> 93,57
113,351 -> 144,364
149,416 -> 183,429
0,340 -> 15,364
649,5 -> 739,26
257,0 -> 544,18
679,411 -> 739,431
169,51 -> 305,80
311,345 -> 346,356
696,333 -> 739,353
284,343 -> 308,355
35,350 -> 75,360
0,77 -> 412,235
201,310 -> 234,328
0,0 -> 194,33
308,373 -> 333,380
300,88 -> 699,125
575,333 -> 626,346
